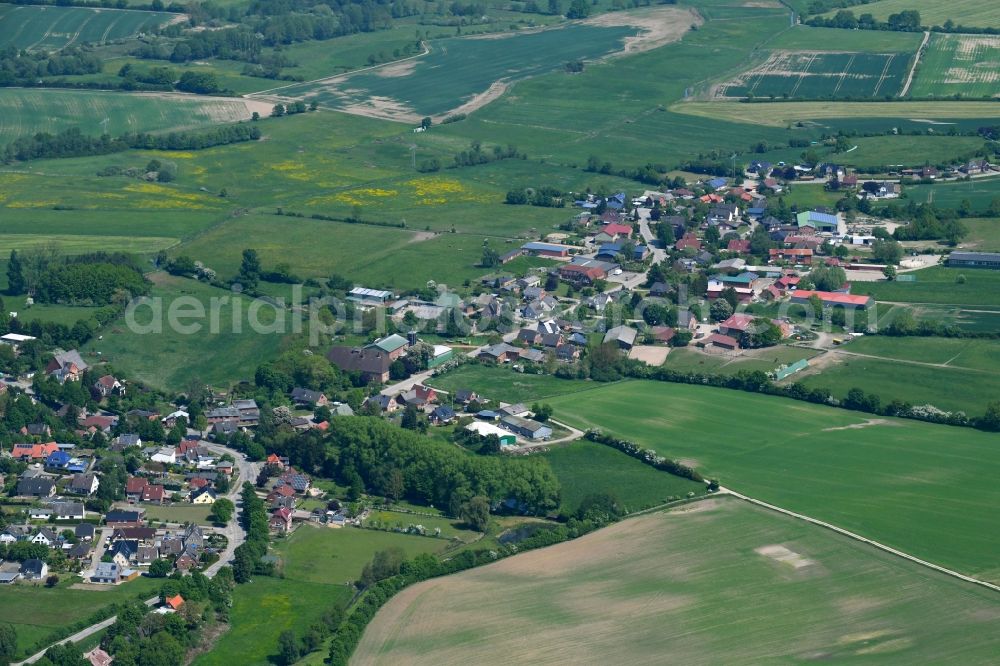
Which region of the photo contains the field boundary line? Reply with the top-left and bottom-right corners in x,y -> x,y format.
900,31 -> 930,97
720,487 -> 1000,594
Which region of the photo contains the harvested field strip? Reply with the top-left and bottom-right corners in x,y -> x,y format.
353,500 -> 1000,665
671,100 -> 1000,126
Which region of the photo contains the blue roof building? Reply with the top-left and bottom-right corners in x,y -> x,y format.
45,451 -> 71,470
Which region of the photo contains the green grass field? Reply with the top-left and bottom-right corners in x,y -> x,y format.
191,577 -> 352,666
907,177 -> 1000,213
140,503 -> 215,525
762,25 -> 922,52
837,335 -> 1000,369
860,265 -> 1000,306
546,380 -> 1000,581
0,89 -> 260,143
363,509 -> 480,541
961,218 -> 1000,251
0,4 -> 174,50
83,273 -> 286,392
354,499 -> 1000,665
543,440 -> 705,515
662,346 -> 818,376
275,525 -> 447,586
194,525 -> 448,666
911,33 -> 1000,98
803,351 -> 1000,414
0,576 -> 160,657
426,364 -> 599,404
820,0 -> 1000,29
266,21 -> 639,119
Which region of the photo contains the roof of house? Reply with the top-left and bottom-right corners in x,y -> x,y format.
603,223 -> 633,236
85,647 -> 114,666
17,477 -> 54,495
791,290 -> 873,307
290,387 -> 325,403
719,313 -> 755,332
21,559 -> 46,575
49,349 -> 88,373
106,510 -> 142,523
165,594 -> 185,610
707,333 -> 740,348
12,442 -> 60,459
326,346 -> 392,376
603,325 -> 638,346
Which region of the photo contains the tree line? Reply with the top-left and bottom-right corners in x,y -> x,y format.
1,123 -> 260,163
0,47 -> 101,87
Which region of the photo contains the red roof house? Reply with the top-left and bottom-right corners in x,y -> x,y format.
12,442 -> 59,460
727,239 -> 751,254
603,223 -> 633,238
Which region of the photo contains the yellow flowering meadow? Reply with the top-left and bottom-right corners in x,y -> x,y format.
404,177 -> 490,205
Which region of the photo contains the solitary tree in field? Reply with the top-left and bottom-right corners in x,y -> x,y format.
420,116 -> 432,130
237,249 -> 261,290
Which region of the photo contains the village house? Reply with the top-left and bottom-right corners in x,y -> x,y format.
93,375 -> 125,398
105,509 -> 145,529
270,507 -> 293,533
290,387 -> 329,407
69,473 -> 99,495
603,325 -> 638,350
558,264 -> 606,286
769,248 -> 813,265
46,349 -> 88,382
91,562 -> 122,585
12,442 -> 59,461
326,346 -> 393,384
17,477 -> 55,498
478,343 -> 521,364
20,559 -> 48,581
